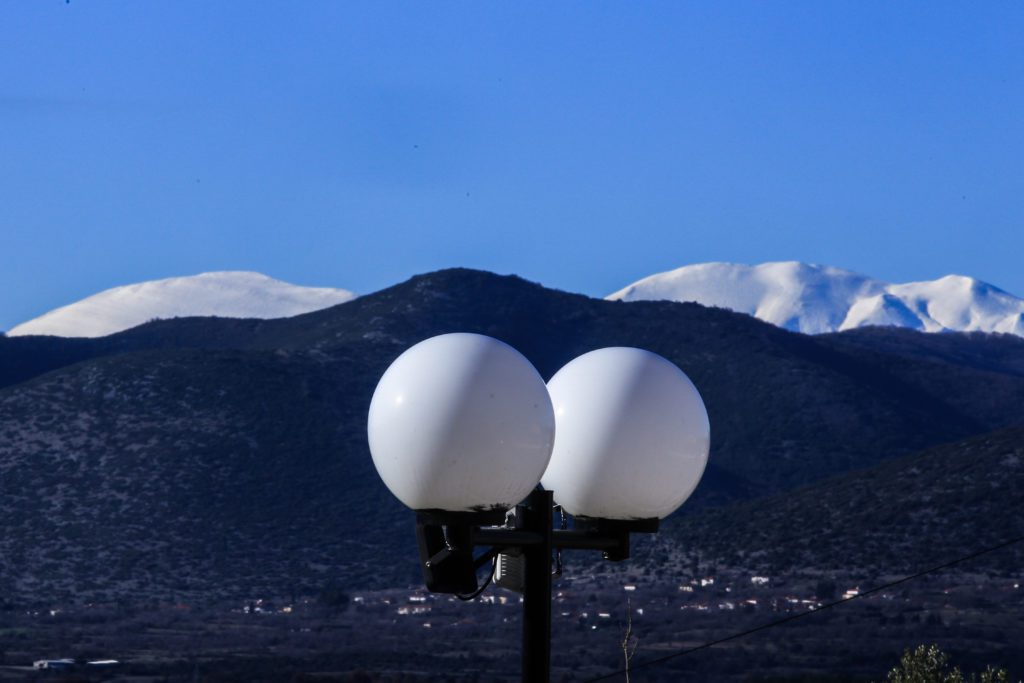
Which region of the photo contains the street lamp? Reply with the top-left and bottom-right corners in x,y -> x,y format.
541,346 -> 710,521
367,333 -> 710,683
368,332 -> 556,514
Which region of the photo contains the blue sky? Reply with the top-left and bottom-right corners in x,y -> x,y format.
2,1 -> 1022,331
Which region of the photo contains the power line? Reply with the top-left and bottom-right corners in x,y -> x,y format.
582,533 -> 1024,682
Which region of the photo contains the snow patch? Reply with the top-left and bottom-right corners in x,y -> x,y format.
608,262 -> 1024,337
9,271 -> 356,338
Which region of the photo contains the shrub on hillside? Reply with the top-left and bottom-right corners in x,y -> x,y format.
883,644 -> 1012,683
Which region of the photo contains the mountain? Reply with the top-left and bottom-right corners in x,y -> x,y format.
657,425 -> 1024,576
1,268 -> 1023,605
608,261 -> 1024,337
6,271 -> 357,338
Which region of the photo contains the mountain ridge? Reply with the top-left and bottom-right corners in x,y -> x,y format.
609,261 -> 1024,337
7,271 -> 357,338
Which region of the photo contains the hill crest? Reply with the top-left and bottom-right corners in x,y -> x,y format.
8,271 -> 356,338
608,261 -> 1024,337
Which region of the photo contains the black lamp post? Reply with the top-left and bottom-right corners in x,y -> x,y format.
367,335 -> 710,683
415,489 -> 659,683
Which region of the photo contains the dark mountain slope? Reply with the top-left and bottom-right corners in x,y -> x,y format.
657,426 -> 1024,577
0,315 -> 281,390
823,326 -> 1024,377
0,335 -> 100,389
819,326 -> 1024,429
2,269 -> 1024,604
0,346 -> 410,605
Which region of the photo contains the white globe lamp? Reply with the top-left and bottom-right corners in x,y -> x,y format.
367,333 -> 555,513
541,347 -> 710,520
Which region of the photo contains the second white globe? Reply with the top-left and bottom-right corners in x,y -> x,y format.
541,347 -> 710,520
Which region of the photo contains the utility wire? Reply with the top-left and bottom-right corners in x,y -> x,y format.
582,533 -> 1024,682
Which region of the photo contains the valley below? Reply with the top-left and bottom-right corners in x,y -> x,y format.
2,564 -> 1021,682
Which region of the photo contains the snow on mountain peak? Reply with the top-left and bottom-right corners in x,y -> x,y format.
8,271 -> 357,338
608,262 -> 1024,337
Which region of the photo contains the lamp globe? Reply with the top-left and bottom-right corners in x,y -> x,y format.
368,333 -> 555,513
540,347 -> 710,520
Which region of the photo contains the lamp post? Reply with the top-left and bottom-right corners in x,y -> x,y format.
368,335 -> 710,683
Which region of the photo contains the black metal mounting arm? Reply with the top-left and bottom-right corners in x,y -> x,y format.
414,493 -> 659,595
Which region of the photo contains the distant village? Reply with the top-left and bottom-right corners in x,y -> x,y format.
5,568 -> 1018,680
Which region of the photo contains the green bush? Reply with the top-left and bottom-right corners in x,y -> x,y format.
883,644 -> 1011,683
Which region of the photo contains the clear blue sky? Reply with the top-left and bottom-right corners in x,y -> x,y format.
2,1 -> 1022,331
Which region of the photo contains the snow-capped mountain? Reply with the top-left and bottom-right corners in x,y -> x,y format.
608,262 -> 1024,337
8,271 -> 357,338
